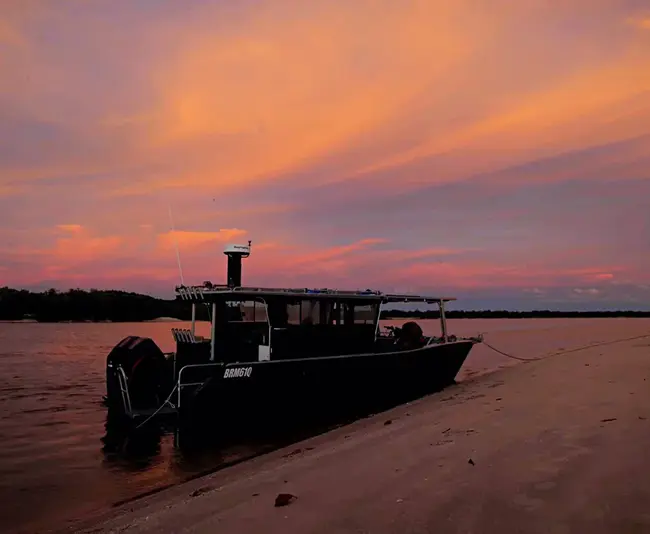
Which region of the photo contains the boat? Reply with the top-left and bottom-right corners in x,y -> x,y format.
104,242 -> 483,433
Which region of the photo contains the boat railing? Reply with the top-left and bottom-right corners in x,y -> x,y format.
176,284 -> 458,302
177,284 -> 384,299
116,366 -> 133,418
176,363 -> 223,409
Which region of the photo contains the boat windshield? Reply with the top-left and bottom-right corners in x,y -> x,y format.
225,300 -> 269,323
282,299 -> 378,326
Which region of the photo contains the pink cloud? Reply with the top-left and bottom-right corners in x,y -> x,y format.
1,1 -> 649,310
156,228 -> 247,251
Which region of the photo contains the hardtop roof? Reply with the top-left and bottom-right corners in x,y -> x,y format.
175,284 -> 455,304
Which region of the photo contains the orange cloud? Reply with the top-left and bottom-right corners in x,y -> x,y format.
160,11 -> 465,132
236,239 -> 480,287
82,1 -> 505,193
156,229 -> 247,251
0,15 -> 30,50
628,16 -> 650,30
591,273 -> 615,281
3,0 -> 650,198
356,55 -> 650,186
4,223 -> 627,293
51,229 -> 125,263
385,262 -> 627,291
56,224 -> 83,233
0,184 -> 24,197
0,225 -> 640,299
292,238 -> 387,264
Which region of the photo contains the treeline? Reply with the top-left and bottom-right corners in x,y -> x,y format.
381,309 -> 650,319
1,287 -> 648,323
0,287 -> 207,322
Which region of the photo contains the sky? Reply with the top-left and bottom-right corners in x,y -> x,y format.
1,0 -> 649,311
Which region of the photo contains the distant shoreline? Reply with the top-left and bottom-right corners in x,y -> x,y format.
2,313 -> 650,324
382,310 -> 650,319
2,286 -> 649,322
0,318 -> 185,324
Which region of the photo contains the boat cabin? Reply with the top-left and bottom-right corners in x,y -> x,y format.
173,285 -> 454,366
170,243 -> 455,369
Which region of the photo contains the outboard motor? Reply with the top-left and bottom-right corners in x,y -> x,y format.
105,336 -> 171,415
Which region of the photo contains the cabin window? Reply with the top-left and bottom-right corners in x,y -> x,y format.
353,304 -> 376,324
322,301 -> 336,324
227,300 -> 269,323
300,300 -> 320,325
283,300 -> 332,325
334,302 -> 355,324
330,302 -> 344,324
286,301 -> 301,325
282,300 -> 360,326
330,302 -> 378,325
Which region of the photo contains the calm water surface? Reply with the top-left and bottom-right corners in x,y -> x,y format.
0,318 -> 590,533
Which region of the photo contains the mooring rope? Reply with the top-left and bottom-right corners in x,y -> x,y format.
134,383 -> 179,430
481,332 -> 650,362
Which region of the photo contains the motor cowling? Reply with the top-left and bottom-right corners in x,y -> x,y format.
106,336 -> 170,412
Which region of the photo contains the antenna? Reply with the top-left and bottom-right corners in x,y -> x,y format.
223,241 -> 251,287
167,204 -> 185,285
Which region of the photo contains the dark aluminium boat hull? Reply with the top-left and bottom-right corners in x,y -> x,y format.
182,340 -> 476,434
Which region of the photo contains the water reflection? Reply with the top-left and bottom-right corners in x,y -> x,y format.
1,318 -> 608,534
101,416 -> 165,471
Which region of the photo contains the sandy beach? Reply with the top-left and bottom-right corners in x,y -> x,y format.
70,319 -> 650,534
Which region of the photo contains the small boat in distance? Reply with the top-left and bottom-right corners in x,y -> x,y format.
104,242 -> 483,433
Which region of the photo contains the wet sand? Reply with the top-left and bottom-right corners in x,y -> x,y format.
72,320 -> 650,534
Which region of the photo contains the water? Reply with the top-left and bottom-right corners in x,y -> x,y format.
0,318 -> 614,533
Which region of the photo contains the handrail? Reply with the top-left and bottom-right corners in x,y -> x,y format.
176,363 -> 223,409
116,366 -> 133,417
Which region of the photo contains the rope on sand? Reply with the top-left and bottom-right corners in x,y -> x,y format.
482,332 -> 650,362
